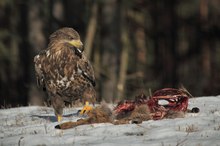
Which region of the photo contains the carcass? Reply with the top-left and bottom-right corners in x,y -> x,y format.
114,88 -> 191,120
56,88 -> 197,129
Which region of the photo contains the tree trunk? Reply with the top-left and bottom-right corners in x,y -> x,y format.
116,2 -> 129,100
84,2 -> 98,59
18,2 -> 29,106
28,0 -> 48,105
100,0 -> 120,102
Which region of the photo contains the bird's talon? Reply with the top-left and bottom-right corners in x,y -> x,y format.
79,102 -> 93,115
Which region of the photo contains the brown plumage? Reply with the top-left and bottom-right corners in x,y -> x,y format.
34,27 -> 96,121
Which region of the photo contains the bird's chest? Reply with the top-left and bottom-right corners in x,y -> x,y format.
44,50 -> 78,88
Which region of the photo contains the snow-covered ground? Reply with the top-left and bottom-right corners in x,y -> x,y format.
1,96 -> 220,146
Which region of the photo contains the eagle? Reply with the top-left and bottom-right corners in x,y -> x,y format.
34,27 -> 96,122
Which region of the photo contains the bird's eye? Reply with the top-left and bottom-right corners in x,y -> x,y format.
68,36 -> 73,40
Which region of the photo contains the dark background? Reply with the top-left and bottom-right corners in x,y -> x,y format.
0,0 -> 220,107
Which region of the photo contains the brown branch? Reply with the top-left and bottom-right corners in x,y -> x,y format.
84,2 -> 98,59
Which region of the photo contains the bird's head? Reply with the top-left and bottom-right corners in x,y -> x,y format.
49,27 -> 83,51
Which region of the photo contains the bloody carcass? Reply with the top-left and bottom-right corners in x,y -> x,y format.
114,88 -> 191,120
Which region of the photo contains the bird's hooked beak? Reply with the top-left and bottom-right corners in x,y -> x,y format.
68,39 -> 83,49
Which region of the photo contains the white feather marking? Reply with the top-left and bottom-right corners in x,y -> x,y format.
70,76 -> 74,81
84,72 -> 88,76
56,76 -> 69,87
66,81 -> 71,88
77,48 -> 82,53
34,55 -> 40,62
46,50 -> 50,57
62,76 -> 68,81
77,67 -> 82,74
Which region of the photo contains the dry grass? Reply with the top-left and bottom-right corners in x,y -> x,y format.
185,124 -> 199,133
176,124 -> 199,133
209,109 -> 218,114
214,124 -> 220,131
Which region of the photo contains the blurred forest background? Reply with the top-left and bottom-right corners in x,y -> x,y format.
1,0 -> 220,107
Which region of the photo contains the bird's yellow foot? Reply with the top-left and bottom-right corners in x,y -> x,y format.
57,114 -> 62,122
80,101 -> 93,115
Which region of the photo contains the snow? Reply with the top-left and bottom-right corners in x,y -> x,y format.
1,96 -> 220,146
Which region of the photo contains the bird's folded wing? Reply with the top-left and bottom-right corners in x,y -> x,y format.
34,50 -> 46,89
77,60 -> 96,87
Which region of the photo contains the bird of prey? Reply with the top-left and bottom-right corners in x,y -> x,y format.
34,27 -> 96,122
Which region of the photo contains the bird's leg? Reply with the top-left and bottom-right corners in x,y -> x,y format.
80,101 -> 93,115
51,95 -> 64,122
57,114 -> 62,122
79,88 -> 96,115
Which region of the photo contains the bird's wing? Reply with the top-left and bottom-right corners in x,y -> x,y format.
77,56 -> 96,87
34,50 -> 46,90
